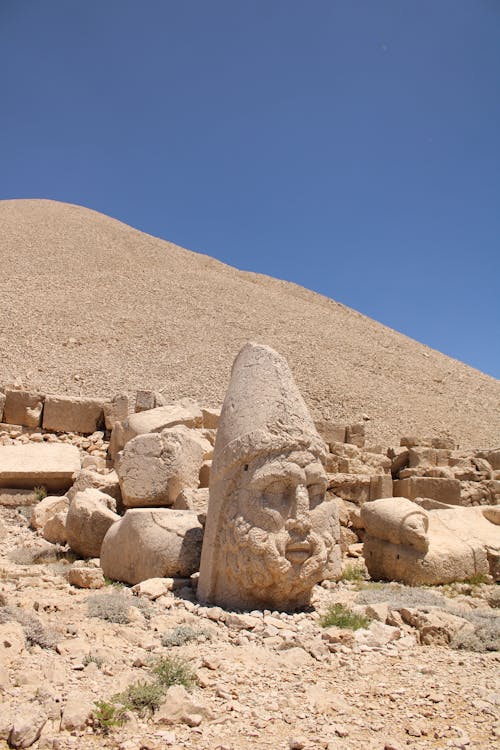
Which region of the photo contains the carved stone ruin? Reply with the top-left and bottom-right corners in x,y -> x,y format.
197,342 -> 341,611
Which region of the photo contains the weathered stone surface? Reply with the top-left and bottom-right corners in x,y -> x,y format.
198,343 -> 341,611
393,476 -> 461,505
68,563 -> 105,589
135,389 -> 157,412
117,426 -> 204,508
173,487 -> 209,512
42,395 -> 105,434
67,469 -> 121,504
0,622 -> 25,665
60,691 -> 94,730
103,393 -> 129,431
0,443 -> 80,490
362,498 -> 500,585
8,706 -> 47,748
3,389 -> 44,428
30,495 -> 69,530
399,608 -> 474,646
43,510 -> 68,544
345,423 -> 365,447
315,420 -> 346,445
66,488 -> 119,558
109,398 -> 203,458
155,684 -> 212,725
0,392 -> 5,422
328,473 -> 392,504
202,407 -> 220,429
100,508 -> 203,584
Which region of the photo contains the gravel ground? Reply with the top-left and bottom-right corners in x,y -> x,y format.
0,198 -> 498,448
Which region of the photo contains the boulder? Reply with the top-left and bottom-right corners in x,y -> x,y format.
43,510 -> 68,544
0,443 -> 80,491
68,561 -> 105,588
66,489 -> 120,558
154,685 -> 211,726
8,706 -> 47,748
109,398 -> 203,459
67,469 -> 121,504
117,426 -> 204,508
31,495 -> 69,530
345,423 -> 365,447
399,608 -> 474,646
60,691 -> 94,731
3,389 -> 44,428
42,395 -> 105,434
100,508 -> 203,584
173,487 -> 209,513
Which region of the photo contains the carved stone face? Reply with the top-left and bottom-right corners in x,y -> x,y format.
218,449 -> 339,609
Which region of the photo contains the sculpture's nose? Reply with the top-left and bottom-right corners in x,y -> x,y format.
285,484 -> 311,534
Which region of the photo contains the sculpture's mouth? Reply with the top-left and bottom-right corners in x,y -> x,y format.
285,540 -> 312,564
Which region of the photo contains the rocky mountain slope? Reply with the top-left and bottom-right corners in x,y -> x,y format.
0,198 -> 498,448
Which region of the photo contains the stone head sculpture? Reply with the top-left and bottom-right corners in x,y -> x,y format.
197,342 -> 340,611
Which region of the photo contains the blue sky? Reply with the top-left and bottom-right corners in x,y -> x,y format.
1,1 -> 499,378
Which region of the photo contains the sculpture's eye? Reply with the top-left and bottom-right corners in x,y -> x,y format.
307,483 -> 326,508
262,479 -> 289,509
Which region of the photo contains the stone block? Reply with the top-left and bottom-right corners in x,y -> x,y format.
43,395 -> 105,434
393,476 -> 461,505
135,390 -> 156,412
103,393 -> 129,431
400,436 -> 433,447
408,447 -> 437,468
315,420 -> 346,445
202,407 -> 220,429
0,392 -> 5,422
3,389 -> 44,428
0,444 -> 80,491
345,423 -> 365,447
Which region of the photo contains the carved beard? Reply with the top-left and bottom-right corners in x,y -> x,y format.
219,512 -> 334,606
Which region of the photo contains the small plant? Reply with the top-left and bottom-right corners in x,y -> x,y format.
83,653 -> 104,669
356,583 -> 445,610
161,624 -> 211,647
93,700 -> 126,734
462,573 -> 491,587
115,681 -> 165,716
151,654 -> 196,689
0,605 -> 58,649
34,486 -> 47,501
320,603 -> 371,630
341,563 -> 366,583
104,577 -> 125,588
87,591 -> 130,624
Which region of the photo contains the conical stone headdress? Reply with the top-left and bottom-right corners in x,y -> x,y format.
198,342 -> 328,605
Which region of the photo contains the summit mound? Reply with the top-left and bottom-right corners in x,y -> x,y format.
0,198 -> 498,447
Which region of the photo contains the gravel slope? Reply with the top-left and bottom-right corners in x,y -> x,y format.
0,198 -> 498,448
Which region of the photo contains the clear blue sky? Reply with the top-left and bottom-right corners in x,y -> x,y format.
1,1 -> 499,378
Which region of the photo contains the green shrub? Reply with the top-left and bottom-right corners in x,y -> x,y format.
83,653 -> 104,669
87,591 -> 130,624
34,486 -> 47,501
115,681 -> 164,716
93,700 -> 126,734
151,654 -> 195,689
161,624 -> 211,647
320,603 -> 371,630
340,563 -> 366,582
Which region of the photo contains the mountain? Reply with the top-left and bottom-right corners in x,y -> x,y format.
0,198 -> 498,447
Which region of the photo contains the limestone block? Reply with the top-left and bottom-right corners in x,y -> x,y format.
173,487 -> 209,512
198,343 -> 341,612
328,474 -> 371,504
60,691 -> 94,731
8,706 -> 47,748
408,447 -> 438,468
345,423 -> 365,447
361,497 -> 429,551
117,426 -> 204,508
135,390 -> 157,412
315,420 -> 346,445
31,495 -> 69,530
103,393 -> 129,431
202,407 -> 220,429
68,564 -> 105,589
3,389 -> 44,428
155,684 -> 212,725
109,398 -> 204,459
0,392 -> 5,422
67,469 -> 121,505
399,608 -> 474,646
400,436 -> 433,448
66,488 -> 120,558
100,508 -> 203,584
43,510 -> 68,544
0,443 -> 80,491
43,395 -> 105,434
460,479 -> 500,507
393,476 -> 461,505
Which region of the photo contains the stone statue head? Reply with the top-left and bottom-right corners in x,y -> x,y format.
197,343 -> 340,611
